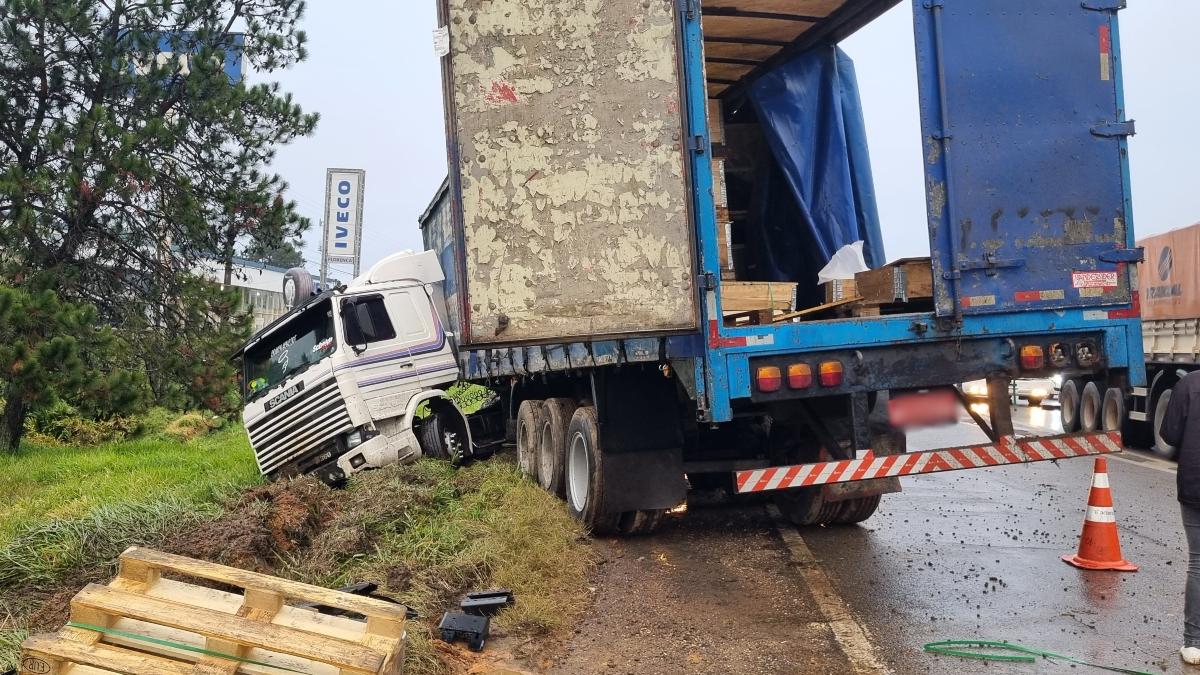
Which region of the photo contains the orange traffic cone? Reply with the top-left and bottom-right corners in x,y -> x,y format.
1062,457 -> 1138,572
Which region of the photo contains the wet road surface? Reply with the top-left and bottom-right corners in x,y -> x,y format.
802,404 -> 1187,674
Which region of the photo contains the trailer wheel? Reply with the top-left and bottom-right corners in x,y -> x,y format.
618,509 -> 665,536
516,400 -> 544,481
833,496 -> 882,525
1101,388 -> 1126,433
537,397 -> 576,497
1153,389 -> 1178,459
1059,379 -> 1083,433
1079,382 -> 1103,432
564,406 -> 620,535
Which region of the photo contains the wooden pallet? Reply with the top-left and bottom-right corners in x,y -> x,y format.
19,547 -> 406,675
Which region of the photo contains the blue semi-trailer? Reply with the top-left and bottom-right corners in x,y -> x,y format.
421,0 -> 1144,534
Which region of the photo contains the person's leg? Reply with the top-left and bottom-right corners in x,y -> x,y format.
1183,503 -> 1200,652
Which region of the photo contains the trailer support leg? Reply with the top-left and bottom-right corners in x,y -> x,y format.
987,376 -> 1014,437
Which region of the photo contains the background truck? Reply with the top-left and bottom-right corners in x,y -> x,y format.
415,0 -> 1145,534
1084,222 -> 1200,458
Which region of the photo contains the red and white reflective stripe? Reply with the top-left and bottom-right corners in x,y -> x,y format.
733,431 -> 1123,494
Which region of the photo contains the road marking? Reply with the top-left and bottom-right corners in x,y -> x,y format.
1108,451 -> 1177,475
767,504 -> 891,675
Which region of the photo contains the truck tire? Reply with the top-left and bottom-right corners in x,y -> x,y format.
1059,379 -> 1083,433
1101,388 -> 1125,433
1079,382 -> 1102,433
1153,389 -> 1178,459
537,397 -> 576,497
564,406 -> 620,535
833,496 -> 882,525
516,400 -> 544,481
419,408 -> 467,463
618,509 -> 665,536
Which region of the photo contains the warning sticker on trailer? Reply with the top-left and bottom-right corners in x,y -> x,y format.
1072,271 -> 1119,289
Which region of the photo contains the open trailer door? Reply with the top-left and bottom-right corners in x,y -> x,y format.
436,0 -> 698,345
914,0 -> 1137,318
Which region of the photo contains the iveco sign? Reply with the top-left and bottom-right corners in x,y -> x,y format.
323,169 -> 365,271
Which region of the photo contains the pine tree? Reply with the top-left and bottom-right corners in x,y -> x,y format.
0,287 -> 144,452
0,0 -> 317,420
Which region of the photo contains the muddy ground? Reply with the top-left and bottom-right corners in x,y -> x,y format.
542,501 -> 852,675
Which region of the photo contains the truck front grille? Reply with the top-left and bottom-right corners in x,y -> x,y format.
247,378 -> 354,477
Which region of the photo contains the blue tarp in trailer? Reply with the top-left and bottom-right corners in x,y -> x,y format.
749,46 -> 885,270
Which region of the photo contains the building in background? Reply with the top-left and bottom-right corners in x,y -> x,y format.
197,258 -> 342,332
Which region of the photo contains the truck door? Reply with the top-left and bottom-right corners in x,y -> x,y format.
914,0 -> 1136,317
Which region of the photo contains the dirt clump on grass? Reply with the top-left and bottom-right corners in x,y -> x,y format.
163,477 -> 336,572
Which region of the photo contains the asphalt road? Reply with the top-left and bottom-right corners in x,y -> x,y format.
801,403 -> 1188,674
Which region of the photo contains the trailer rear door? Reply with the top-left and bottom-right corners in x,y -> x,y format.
914,0 -> 1135,317
438,0 -> 697,344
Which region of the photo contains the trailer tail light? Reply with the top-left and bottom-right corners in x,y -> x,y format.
1020,345 -> 1044,370
1076,340 -> 1100,368
818,361 -> 844,387
787,364 -> 813,389
756,366 -> 782,393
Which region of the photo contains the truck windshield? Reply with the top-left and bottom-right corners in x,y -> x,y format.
244,300 -> 336,400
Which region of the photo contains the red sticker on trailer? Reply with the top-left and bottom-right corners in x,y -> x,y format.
1099,25 -> 1112,81
1072,271 -> 1118,289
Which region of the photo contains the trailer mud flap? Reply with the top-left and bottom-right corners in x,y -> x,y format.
601,447 -> 687,513
734,431 -> 1122,494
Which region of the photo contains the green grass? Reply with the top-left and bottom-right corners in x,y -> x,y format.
0,425 -> 260,547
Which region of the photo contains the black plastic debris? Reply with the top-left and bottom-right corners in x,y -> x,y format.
439,611 -> 489,651
460,588 -> 515,616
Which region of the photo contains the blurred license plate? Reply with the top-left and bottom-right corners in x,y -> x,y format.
888,387 -> 959,429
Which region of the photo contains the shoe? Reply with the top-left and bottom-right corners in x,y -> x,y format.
1182,646 -> 1200,664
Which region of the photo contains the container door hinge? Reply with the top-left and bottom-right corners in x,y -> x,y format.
1091,120 -> 1136,138
922,0 -> 944,8
1082,0 -> 1126,12
676,0 -> 697,20
697,272 -> 717,292
687,135 -> 706,154
1099,247 -> 1144,264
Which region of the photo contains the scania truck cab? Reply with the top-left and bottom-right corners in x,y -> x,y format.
235,250 -> 486,484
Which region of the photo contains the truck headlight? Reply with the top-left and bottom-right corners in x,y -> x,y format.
346,429 -> 365,449
1030,387 -> 1048,399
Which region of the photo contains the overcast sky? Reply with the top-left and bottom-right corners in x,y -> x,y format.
269,1 -> 1199,276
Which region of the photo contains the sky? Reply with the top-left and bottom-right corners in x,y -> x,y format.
269,1 -> 1199,275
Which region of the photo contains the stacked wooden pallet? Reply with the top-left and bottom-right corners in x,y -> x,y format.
19,547 -> 407,675
799,258 -> 935,322
709,101 -> 800,325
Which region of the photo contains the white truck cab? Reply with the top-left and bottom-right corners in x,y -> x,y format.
236,250 -> 478,484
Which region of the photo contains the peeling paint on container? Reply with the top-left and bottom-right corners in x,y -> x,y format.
443,0 -> 696,344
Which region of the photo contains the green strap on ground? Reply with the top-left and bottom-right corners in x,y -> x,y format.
924,640 -> 1154,675
67,622 -> 305,673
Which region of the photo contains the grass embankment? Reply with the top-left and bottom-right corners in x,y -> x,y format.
0,424 -> 591,674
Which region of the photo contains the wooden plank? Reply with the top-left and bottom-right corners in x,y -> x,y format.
702,14 -> 813,43
712,158 -> 728,208
771,296 -> 862,323
716,219 -> 733,273
822,278 -> 857,303
120,548 -> 408,622
703,60 -> 756,82
721,281 -> 797,312
701,0 -> 844,15
703,40 -> 781,61
19,634 -> 196,675
707,99 -> 725,145
70,584 -> 384,673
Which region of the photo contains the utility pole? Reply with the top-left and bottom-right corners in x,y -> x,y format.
318,217 -> 328,291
